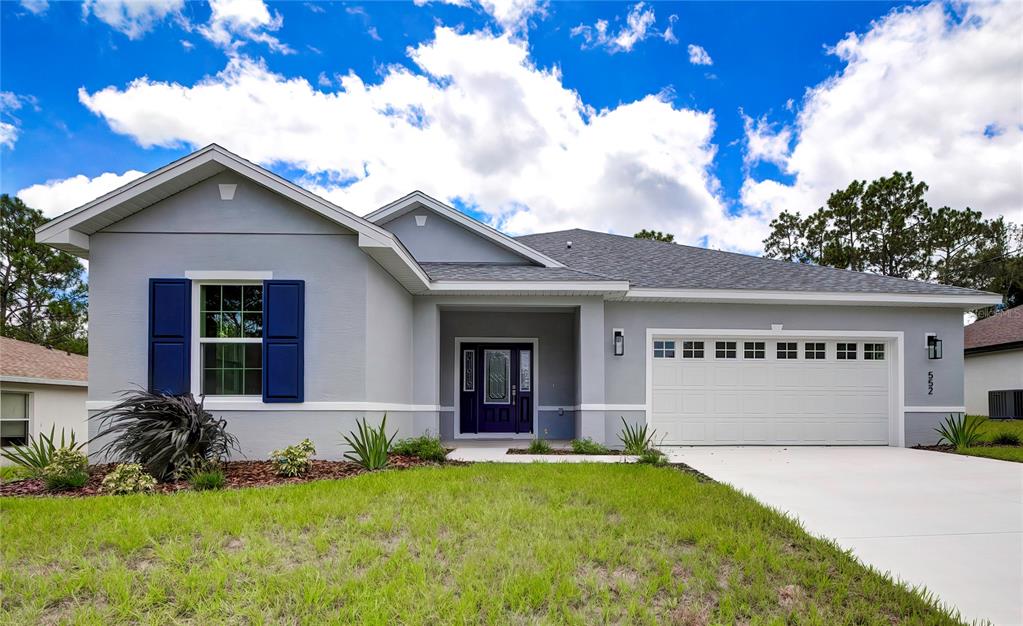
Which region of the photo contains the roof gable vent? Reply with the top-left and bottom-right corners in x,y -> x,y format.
219,184 -> 237,201
415,214 -> 427,226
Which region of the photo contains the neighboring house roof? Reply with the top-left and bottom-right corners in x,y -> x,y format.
0,337 -> 88,386
366,191 -> 564,268
517,229 -> 998,300
965,308 -> 1023,354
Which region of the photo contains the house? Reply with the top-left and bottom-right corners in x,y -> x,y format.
964,308 -> 1023,417
35,145 -> 1001,458
0,337 -> 88,458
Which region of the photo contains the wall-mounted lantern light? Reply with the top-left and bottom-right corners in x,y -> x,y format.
926,334 -> 943,360
613,328 -> 625,356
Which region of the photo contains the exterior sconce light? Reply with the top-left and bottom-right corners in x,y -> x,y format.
926,334 -> 942,360
613,328 -> 625,356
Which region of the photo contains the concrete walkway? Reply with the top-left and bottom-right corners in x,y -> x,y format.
664,446 -> 1023,626
447,441 -> 635,463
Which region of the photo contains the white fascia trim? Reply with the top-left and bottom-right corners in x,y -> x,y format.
87,400 -> 448,412
185,271 -> 273,280
904,406 -> 966,413
428,280 -> 630,293
1,376 -> 88,387
625,288 -> 1002,309
648,328 -> 907,339
366,191 -> 566,268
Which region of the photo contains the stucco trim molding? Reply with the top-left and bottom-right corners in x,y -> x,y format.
904,406 -> 966,413
86,400 -> 448,412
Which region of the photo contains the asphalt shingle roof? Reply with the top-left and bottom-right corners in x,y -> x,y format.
0,337 -> 88,383
420,262 -> 614,282
515,229 -> 992,296
965,308 -> 1023,351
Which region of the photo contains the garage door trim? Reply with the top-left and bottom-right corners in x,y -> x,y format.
645,328 -> 906,447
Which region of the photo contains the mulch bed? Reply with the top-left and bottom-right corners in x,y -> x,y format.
913,442 -> 1019,454
0,456 -> 453,498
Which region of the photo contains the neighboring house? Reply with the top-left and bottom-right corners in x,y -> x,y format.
35,145 -> 1000,458
964,308 -> 1023,417
0,337 -> 88,459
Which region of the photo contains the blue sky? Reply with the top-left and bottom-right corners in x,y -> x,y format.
2,0 -> 1020,252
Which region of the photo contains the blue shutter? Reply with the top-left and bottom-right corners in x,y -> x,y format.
262,280 -> 304,402
148,278 -> 191,395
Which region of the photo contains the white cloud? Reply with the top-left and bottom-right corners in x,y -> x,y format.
662,14 -> 678,45
0,91 -> 38,150
180,39 -> 195,51
572,2 -> 658,53
198,0 -> 294,55
687,43 -> 712,65
81,0 -> 184,40
77,27 -> 744,249
20,0 -> 48,15
16,170 -> 145,218
741,111 -> 791,167
0,123 -> 18,149
742,1 -> 1023,241
413,0 -> 544,35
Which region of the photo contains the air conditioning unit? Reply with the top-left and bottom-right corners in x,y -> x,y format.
988,390 -> 1023,419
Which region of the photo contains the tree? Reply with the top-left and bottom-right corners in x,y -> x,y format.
634,229 -> 674,243
760,172 -> 1022,312
0,195 -> 88,354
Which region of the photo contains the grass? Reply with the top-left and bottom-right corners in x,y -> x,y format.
952,417 -> 1023,463
0,465 -> 32,482
0,464 -> 961,624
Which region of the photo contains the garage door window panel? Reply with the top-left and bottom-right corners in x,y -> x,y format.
805,342 -> 826,360
864,343 -> 885,360
837,343 -> 858,360
682,341 -> 704,358
715,341 -> 736,359
653,340 -> 675,359
743,341 -> 765,359
777,342 -> 798,359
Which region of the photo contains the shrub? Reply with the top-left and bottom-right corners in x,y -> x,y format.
526,438 -> 553,454
636,448 -> 667,466
189,467 -> 227,491
0,426 -> 85,475
90,390 -> 239,481
270,439 -> 316,477
101,463 -> 157,495
619,417 -> 658,455
570,438 -> 611,455
391,434 -> 447,462
42,448 -> 90,491
934,414 -> 983,450
342,416 -> 395,470
991,431 -> 1022,446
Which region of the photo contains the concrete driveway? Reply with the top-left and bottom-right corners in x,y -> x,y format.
664,447 -> 1023,626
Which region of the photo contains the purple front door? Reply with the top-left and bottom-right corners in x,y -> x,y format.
459,343 -> 533,434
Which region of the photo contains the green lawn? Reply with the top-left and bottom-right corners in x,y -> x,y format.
1,464 -> 961,624
956,417 -> 1023,463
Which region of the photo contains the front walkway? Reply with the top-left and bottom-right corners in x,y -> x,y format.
447,440 -> 634,463
664,446 -> 1023,626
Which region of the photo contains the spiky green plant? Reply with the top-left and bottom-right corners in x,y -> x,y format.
618,417 -> 658,455
342,415 -> 395,470
0,426 -> 85,475
526,438 -> 553,454
934,414 -> 983,450
89,389 -> 239,481
570,438 -> 611,455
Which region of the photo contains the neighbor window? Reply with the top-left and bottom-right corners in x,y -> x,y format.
804,342 -> 826,360
837,342 -> 858,360
715,341 -> 736,359
1,392 -> 29,447
653,340 -> 675,359
200,284 -> 263,396
682,341 -> 705,359
743,341 -> 765,359
776,342 -> 798,359
864,343 -> 885,360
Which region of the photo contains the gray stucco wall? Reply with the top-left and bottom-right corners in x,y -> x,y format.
382,209 -> 529,264
364,259 -> 414,404
905,411 -> 964,447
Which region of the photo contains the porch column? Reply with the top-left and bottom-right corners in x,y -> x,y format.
577,298 -> 606,442
412,299 -> 440,435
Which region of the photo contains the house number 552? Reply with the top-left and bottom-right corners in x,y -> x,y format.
927,371 -> 934,396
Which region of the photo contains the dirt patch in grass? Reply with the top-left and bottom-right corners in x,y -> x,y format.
0,456 -> 457,498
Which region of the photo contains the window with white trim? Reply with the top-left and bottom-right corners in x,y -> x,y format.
200,284 -> 263,396
804,342 -> 826,360
743,341 -> 765,359
653,340 -> 675,359
682,341 -> 704,358
864,343 -> 885,360
715,341 -> 736,359
837,342 -> 858,360
0,392 -> 29,447
776,342 -> 798,359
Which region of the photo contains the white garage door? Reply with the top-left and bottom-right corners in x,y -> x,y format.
650,336 -> 892,445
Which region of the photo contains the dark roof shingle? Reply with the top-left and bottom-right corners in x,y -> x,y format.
0,337 -> 88,383
516,229 -> 993,296
420,262 -> 614,282
965,308 -> 1023,351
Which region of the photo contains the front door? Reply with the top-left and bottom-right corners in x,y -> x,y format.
459,343 -> 533,434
